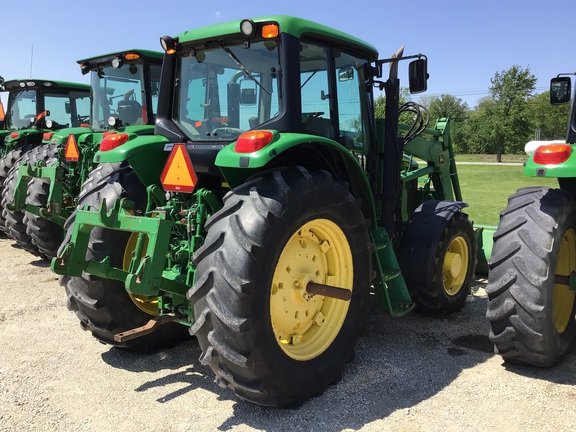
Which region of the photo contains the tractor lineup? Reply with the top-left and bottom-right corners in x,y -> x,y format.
0,15 -> 574,407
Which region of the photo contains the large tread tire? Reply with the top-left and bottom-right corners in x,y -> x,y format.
0,147 -> 46,256
486,186 -> 576,366
0,148 -> 34,235
189,167 -> 372,407
24,144 -> 66,259
61,163 -> 189,352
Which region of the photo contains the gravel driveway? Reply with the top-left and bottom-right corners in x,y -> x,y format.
1,236 -> 575,432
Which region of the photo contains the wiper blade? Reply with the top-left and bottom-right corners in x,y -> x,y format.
218,42 -> 271,96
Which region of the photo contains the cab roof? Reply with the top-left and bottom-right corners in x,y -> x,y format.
175,15 -> 379,61
2,79 -> 90,92
77,49 -> 163,67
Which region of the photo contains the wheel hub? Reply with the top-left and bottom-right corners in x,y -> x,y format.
270,219 -> 353,360
442,235 -> 469,296
553,228 -> 576,334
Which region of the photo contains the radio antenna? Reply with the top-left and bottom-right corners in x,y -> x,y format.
29,45 -> 34,78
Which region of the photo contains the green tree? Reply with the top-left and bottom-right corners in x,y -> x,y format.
425,94 -> 469,153
528,91 -> 571,140
461,97 -> 498,154
489,65 -> 537,161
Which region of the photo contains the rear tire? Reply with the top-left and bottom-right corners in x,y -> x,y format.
24,144 -> 66,258
1,147 -> 48,256
486,187 -> 576,366
189,168 -> 372,407
62,163 -> 189,351
0,145 -> 42,234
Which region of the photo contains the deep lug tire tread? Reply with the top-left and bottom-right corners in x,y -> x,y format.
486,186 -> 576,366
23,144 -> 66,258
189,168 -> 372,407
62,163 -> 189,352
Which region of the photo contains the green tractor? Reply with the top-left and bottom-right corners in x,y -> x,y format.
486,74 -> 576,366
1,49 -> 163,258
0,76 -> 8,141
0,78 -> 91,234
52,16 -> 479,407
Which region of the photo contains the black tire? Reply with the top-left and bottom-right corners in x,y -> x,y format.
0,148 -> 33,235
189,167 -> 372,407
486,186 -> 576,366
24,144 -> 66,258
398,203 -> 477,315
0,148 -> 46,256
62,163 -> 189,351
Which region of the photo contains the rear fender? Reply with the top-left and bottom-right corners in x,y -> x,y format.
523,143 -> 576,179
94,134 -> 172,187
216,131 -> 377,223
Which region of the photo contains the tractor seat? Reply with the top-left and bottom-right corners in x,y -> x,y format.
117,99 -> 142,125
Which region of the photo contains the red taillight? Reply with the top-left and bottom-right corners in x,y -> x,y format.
100,133 -> 129,151
9,132 -> 19,139
43,132 -> 54,141
533,144 -> 572,165
234,131 -> 274,153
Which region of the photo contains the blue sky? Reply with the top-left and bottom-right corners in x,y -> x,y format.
1,0 -> 575,109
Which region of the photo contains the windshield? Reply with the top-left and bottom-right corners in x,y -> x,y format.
7,90 -> 36,129
174,39 -> 280,141
90,62 -> 161,129
6,89 -> 90,130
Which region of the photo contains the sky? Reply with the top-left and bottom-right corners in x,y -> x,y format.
1,0 -> 575,109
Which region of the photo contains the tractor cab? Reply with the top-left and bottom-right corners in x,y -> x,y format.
1,79 -> 90,151
78,49 -> 163,131
2,79 -> 90,131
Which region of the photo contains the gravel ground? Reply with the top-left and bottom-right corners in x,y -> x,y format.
1,236 -> 575,432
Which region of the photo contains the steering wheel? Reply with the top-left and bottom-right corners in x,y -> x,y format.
210,127 -> 243,139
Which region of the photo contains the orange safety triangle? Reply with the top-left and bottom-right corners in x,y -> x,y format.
65,135 -> 80,161
160,144 -> 197,193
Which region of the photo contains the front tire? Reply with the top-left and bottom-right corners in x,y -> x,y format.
189,168 -> 372,407
486,187 -> 576,366
398,203 -> 476,315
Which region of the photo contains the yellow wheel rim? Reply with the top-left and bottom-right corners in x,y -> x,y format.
553,228 -> 576,334
270,219 -> 353,361
442,235 -> 469,296
123,232 -> 158,316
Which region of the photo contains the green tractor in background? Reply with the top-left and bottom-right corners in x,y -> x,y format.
0,77 -> 8,141
1,49 -> 163,258
0,78 -> 91,233
486,74 -> 576,366
52,16 -> 480,407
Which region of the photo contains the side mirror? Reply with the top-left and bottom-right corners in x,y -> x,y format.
338,66 -> 354,82
408,58 -> 428,94
550,77 -> 571,105
239,80 -> 257,105
65,101 -> 71,114
151,81 -> 159,97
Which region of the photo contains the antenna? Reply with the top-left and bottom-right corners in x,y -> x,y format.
29,45 -> 34,78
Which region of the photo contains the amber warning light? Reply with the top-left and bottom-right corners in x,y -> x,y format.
160,144 -> 198,193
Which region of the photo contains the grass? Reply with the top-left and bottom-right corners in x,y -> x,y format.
455,153 -> 528,163
456,163 -> 557,226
